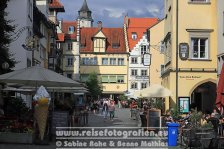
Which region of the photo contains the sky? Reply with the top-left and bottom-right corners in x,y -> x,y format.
58,0 -> 164,28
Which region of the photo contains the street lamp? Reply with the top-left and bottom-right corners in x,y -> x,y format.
2,62 -> 9,70
1,62 -> 9,74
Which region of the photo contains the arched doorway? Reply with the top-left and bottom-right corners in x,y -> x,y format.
190,81 -> 216,113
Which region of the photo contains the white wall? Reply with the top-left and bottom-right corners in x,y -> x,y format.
6,0 -> 33,70
128,35 -> 150,94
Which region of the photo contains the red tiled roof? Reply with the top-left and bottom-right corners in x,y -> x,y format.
49,0 -> 65,12
57,33 -> 64,42
80,28 -> 126,53
61,21 -> 77,40
126,18 -> 159,50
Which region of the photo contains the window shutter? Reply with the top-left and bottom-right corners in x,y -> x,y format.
109,76 -> 116,83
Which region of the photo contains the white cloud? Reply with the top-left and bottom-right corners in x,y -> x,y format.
103,8 -> 125,18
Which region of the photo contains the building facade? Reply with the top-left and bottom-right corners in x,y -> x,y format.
217,0 -> 224,78
162,0 -> 217,112
148,19 -> 165,85
79,22 -> 128,99
124,17 -> 159,97
6,0 -> 34,69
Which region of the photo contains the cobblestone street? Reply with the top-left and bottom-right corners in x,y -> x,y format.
0,107 -> 185,149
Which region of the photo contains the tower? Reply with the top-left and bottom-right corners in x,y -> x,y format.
78,0 -> 93,27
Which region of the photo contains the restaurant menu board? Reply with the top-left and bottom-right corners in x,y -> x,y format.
51,111 -> 69,134
147,109 -> 161,128
179,97 -> 190,113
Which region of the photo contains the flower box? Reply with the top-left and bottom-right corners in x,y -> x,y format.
0,132 -> 34,144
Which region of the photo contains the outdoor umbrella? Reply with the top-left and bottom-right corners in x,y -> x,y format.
0,66 -> 82,87
216,63 -> 224,113
133,84 -> 172,98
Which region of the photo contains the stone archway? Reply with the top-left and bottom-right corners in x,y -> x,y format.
190,81 -> 216,113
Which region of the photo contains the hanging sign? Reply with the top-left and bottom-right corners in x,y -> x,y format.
143,53 -> 151,66
179,43 -> 189,60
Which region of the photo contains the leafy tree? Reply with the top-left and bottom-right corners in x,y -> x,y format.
85,72 -> 102,100
0,0 -> 16,74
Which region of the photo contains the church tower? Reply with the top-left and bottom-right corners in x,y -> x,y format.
78,0 -> 93,27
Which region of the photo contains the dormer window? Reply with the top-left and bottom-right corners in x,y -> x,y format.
132,32 -> 137,40
112,43 -> 119,49
68,26 -> 74,34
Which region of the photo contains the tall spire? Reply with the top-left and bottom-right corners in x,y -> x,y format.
79,0 -> 90,12
78,0 -> 93,27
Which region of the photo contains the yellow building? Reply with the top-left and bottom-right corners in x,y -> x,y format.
162,0 -> 217,113
79,22 -> 128,99
148,19 -> 165,85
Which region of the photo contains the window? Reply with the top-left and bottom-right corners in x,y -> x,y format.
141,45 -> 147,54
89,57 -> 98,65
161,65 -> 165,76
81,57 -> 97,65
141,82 -> 147,89
109,76 -> 116,83
80,74 -> 89,82
117,76 -> 124,83
67,73 -> 72,79
118,58 -> 124,65
101,76 -> 109,83
68,43 -> 73,51
110,58 -> 116,65
67,57 -> 73,66
141,70 -> 147,76
82,58 -> 89,65
102,58 -> 108,65
131,69 -> 138,76
191,38 -> 208,59
112,43 -> 119,49
28,0 -> 33,21
68,26 -> 74,34
160,42 -> 165,53
40,24 -> 46,37
131,57 -> 138,64
40,45 -> 46,60
131,82 -> 137,89
132,32 -> 137,40
57,43 -> 61,49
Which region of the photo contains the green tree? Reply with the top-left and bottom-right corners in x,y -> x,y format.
0,0 -> 16,74
85,72 -> 102,100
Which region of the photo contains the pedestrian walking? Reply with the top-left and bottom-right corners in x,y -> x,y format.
103,100 -> 109,121
109,100 -> 115,121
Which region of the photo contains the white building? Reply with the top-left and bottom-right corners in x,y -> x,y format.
124,17 -> 159,97
6,0 -> 34,70
57,0 -> 93,81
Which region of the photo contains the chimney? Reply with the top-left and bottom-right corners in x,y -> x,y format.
97,21 -> 102,30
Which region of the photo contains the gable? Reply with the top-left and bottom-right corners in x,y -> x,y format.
94,31 -> 106,38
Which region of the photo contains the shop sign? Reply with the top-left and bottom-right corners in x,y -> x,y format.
143,53 -> 151,66
179,75 -> 201,79
179,43 -> 189,60
179,97 -> 190,113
